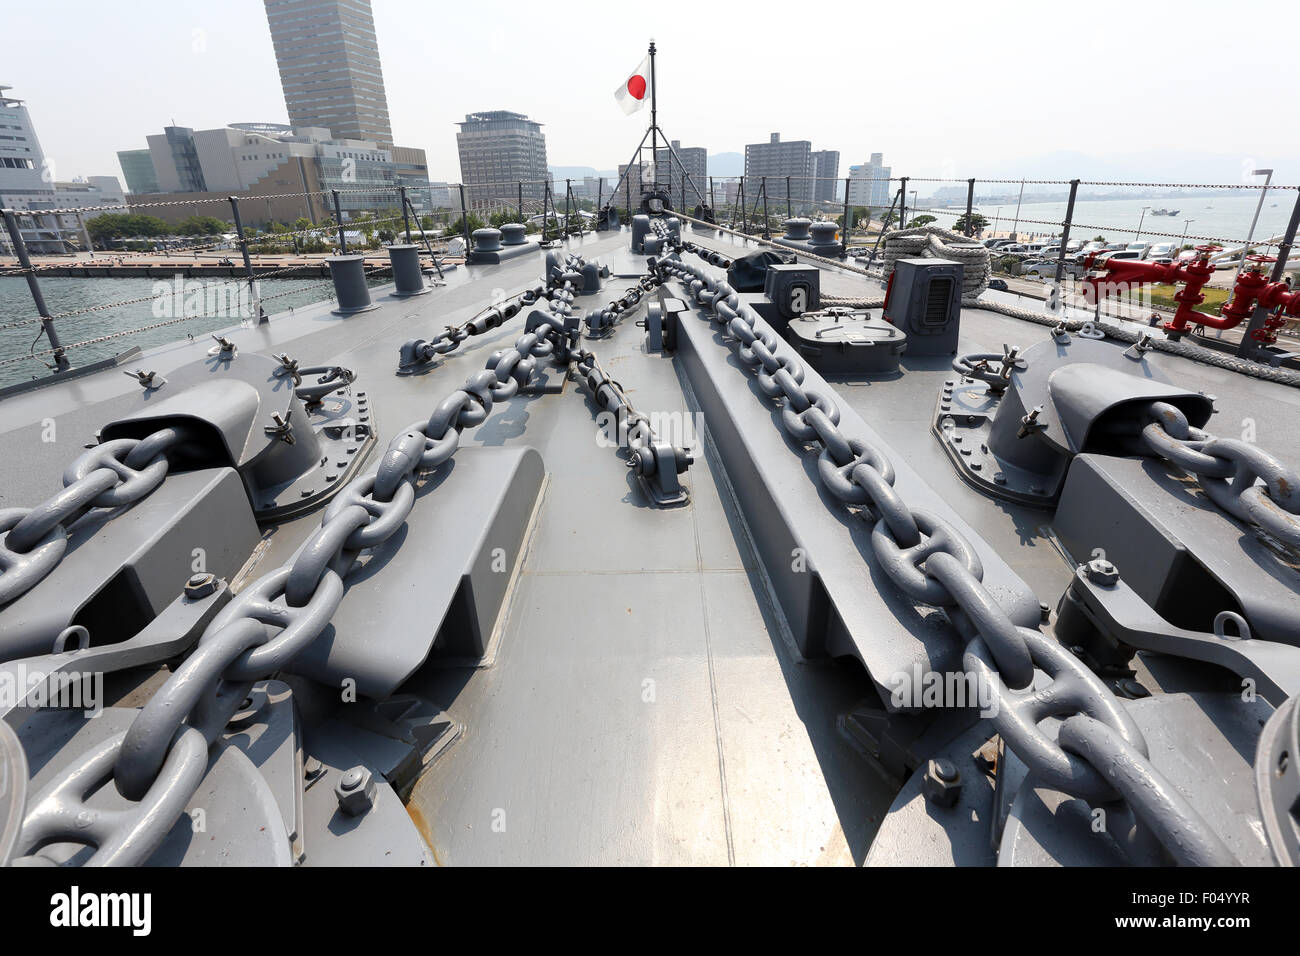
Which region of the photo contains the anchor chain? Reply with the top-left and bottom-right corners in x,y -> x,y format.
10,285 -> 582,866
0,427 -> 191,607
1138,401 -> 1300,551
657,249 -> 1235,866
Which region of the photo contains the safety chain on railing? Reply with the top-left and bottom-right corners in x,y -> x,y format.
10,280 -> 582,866
1137,401 -> 1300,551
909,205 -> 1275,248
0,428 -> 190,606
657,250 -> 1235,866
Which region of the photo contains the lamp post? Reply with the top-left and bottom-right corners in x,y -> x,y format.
1180,218 -> 1195,256
1135,205 -> 1151,241
1234,168 -> 1273,286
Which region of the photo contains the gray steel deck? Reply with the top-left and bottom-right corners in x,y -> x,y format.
2,225 -> 1296,865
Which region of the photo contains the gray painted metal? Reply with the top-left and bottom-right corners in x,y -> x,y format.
786,309 -> 907,375
100,352 -> 377,521
326,256 -> 379,316
386,244 -> 430,297
16,707 -> 292,866
290,445 -> 545,697
0,468 -> 255,661
3,222 -> 1299,867
937,335 -> 1213,506
885,258 -> 962,355
1055,454 -> 1300,645
667,270 -> 1042,703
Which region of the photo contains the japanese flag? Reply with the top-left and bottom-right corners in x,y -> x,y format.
615,56 -> 651,114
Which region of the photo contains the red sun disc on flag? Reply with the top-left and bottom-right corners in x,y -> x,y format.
627,75 -> 646,100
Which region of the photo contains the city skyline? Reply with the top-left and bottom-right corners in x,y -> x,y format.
3,0 -> 1299,189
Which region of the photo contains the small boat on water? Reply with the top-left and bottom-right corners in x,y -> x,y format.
1150,208 -> 1178,216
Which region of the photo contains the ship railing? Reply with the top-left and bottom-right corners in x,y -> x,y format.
2,174 -> 1297,382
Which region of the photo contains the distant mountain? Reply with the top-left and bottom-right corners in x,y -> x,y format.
964,149 -> 1300,194
708,152 -> 743,177
548,165 -> 600,181
549,166 -> 621,182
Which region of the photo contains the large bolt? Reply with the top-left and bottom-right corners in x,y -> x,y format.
184,572 -> 219,599
922,758 -> 962,808
334,765 -> 376,817
1085,559 -> 1119,587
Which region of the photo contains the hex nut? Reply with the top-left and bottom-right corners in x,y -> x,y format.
335,765 -> 376,816
922,758 -> 962,808
1085,559 -> 1119,587
184,572 -> 219,599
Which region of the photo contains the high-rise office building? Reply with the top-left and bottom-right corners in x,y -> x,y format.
263,0 -> 393,145
0,85 -> 124,254
130,121 -> 431,222
744,133 -> 813,207
848,153 -> 892,207
456,111 -> 549,207
116,149 -> 160,194
811,150 -> 840,204
653,139 -> 708,207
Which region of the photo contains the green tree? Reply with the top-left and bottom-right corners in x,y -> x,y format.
174,214 -> 230,235
952,212 -> 989,235
86,212 -> 172,241
908,214 -> 937,228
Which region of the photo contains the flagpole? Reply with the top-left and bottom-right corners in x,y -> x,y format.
648,38 -> 657,187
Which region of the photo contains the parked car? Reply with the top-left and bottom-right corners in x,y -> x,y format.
987,278 -> 1009,291
1023,260 -> 1084,279
1144,242 -> 1176,260
1091,249 -> 1145,267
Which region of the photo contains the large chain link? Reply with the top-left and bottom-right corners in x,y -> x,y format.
659,248 -> 1235,865
1139,401 -> 1300,551
11,270 -> 585,866
0,427 -> 189,607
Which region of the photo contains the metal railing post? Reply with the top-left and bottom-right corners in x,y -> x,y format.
564,178 -> 572,239
332,189 -> 347,253
399,186 -> 410,243
842,177 -> 851,249
786,176 -> 792,219
229,196 -> 266,323
1237,188 -> 1300,359
965,178 -> 976,237
1049,179 -> 1079,314
595,178 -> 603,218
458,184 -> 470,246
709,176 -> 715,215
899,177 -> 908,230
739,178 -> 747,234
761,177 -> 770,239
2,208 -> 69,371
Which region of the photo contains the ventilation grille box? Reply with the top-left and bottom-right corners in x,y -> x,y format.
884,257 -> 963,355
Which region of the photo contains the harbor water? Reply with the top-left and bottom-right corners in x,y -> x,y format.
0,274 -> 374,389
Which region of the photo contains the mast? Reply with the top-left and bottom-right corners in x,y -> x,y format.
649,39 -> 658,187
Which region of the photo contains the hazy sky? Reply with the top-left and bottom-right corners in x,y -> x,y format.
5,0 -> 1298,185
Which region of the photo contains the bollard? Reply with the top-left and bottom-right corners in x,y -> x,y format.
387,244 -> 429,297
472,227 -> 502,252
809,221 -> 839,247
500,223 -> 528,246
783,218 -> 812,240
327,255 -> 379,315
